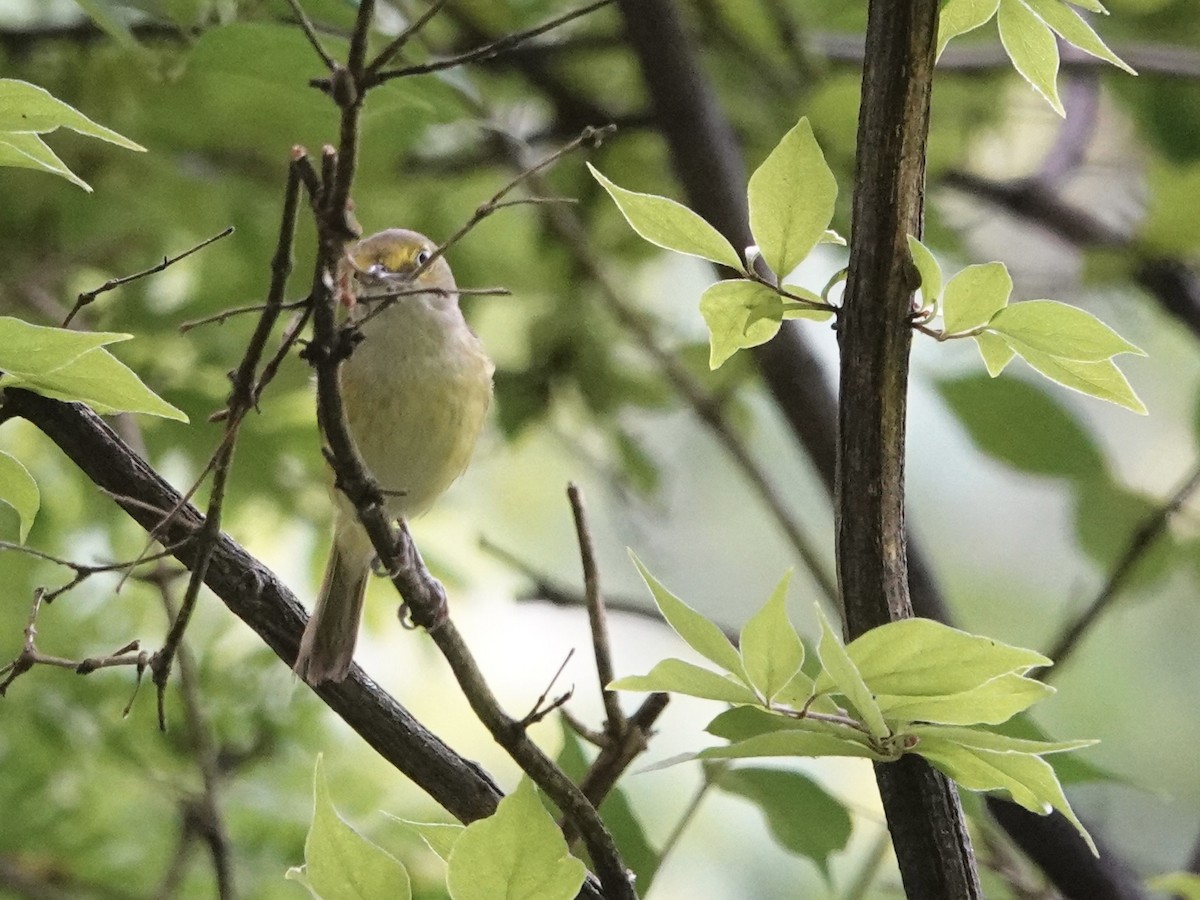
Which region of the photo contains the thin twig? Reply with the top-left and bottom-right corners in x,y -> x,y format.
367,0 -> 616,86
284,0 -> 337,70
151,154 -> 307,730
178,299 -> 308,333
1042,460 -> 1200,676
63,227 -> 234,327
566,483 -> 625,733
519,649 -> 576,727
363,0 -> 453,79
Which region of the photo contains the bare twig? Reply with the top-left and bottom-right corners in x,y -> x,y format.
366,0 -> 616,87
179,299 -> 308,333
1043,460 -> 1200,675
284,0 -> 337,70
63,227 -> 234,327
566,483 -> 625,733
363,0 -> 453,79
151,153 -> 307,730
519,650 -> 576,728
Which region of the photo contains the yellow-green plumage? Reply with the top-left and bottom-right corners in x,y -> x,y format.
295,229 -> 493,685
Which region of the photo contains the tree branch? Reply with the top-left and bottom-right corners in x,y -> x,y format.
2,388 -> 507,828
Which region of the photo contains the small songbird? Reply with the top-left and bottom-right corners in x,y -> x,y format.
295,228 -> 494,685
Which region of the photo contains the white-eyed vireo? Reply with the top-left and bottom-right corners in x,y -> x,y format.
294,228 -> 494,685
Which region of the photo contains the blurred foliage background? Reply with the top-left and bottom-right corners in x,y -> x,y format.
1,0 -> 1199,897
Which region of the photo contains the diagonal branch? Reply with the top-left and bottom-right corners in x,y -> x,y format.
4,387 -> 507,826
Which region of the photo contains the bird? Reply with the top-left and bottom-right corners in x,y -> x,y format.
294,228 -> 494,685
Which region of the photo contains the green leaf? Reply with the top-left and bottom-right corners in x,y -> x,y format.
937,373 -> 1107,479
588,164 -> 743,270
996,0 -> 1064,116
1024,0 -> 1135,74
0,79 -> 145,150
1147,872 -> 1200,900
914,736 -> 1096,854
0,451 -> 39,542
714,767 -> 852,877
700,280 -> 784,369
814,604 -> 889,740
0,317 -> 132,377
942,262 -> 1012,334
0,132 -> 92,191
630,554 -> 745,676
876,673 -> 1054,726
835,618 -> 1051,697
73,0 -> 140,50
747,117 -> 838,278
937,0 -> 1002,59
907,236 -> 944,307
819,229 -> 847,246
286,756 -> 412,900
446,779 -> 586,900
698,729 -> 886,762
908,724 -> 1097,756
973,331 -> 1017,376
1,347 -> 188,422
740,571 -> 805,702
707,706 -> 828,742
384,817 -> 464,862
1007,344 -> 1147,414
780,285 -> 835,321
610,658 -> 760,704
1063,0 -> 1107,11
987,300 -> 1144,361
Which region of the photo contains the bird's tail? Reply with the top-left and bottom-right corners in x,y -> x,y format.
295,534 -> 370,685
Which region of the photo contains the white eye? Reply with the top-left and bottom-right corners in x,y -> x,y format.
415,248 -> 432,266
367,263 -> 389,276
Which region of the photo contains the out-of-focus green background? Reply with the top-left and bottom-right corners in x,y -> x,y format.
2,0 -> 1199,897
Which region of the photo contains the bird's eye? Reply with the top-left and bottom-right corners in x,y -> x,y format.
415,248 -> 432,266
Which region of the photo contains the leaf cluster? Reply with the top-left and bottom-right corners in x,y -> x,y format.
611,557 -> 1100,854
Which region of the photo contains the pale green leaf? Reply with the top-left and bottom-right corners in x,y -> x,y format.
588,164 -> 742,270
876,673 -> 1054,726
609,658 -> 760,704
814,604 -> 889,740
698,729 -> 885,762
706,705 -> 825,742
1,347 -> 188,422
988,299 -> 1144,361
739,571 -> 804,702
819,229 -> 847,246
0,79 -> 145,150
937,0 -> 1002,59
907,235 -> 944,307
997,0 -> 1065,115
942,262 -> 1012,334
0,317 -> 131,377
1064,0 -> 1107,11
288,756 -> 412,900
835,618 -> 1051,696
747,117 -> 838,278
630,554 -> 745,676
1024,0 -> 1135,74
0,132 -> 91,190
0,451 -> 39,543
773,669 -> 818,709
974,331 -> 1017,376
1007,343 -> 1147,413
1147,873 -> 1200,900
915,736 -> 1096,854
715,767 -> 851,877
700,280 -> 784,369
908,724 -> 1098,756
446,779 -> 586,900
385,817 -> 464,862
